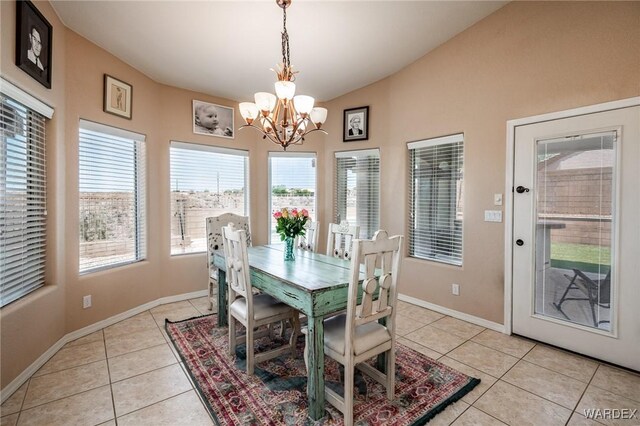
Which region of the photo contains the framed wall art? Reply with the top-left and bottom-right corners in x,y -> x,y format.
343,106 -> 369,142
103,74 -> 132,119
193,100 -> 234,139
15,0 -> 53,88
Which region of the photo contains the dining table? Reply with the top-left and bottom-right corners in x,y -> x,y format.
213,244 -> 385,421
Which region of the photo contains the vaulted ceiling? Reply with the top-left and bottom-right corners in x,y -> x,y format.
51,1 -> 506,102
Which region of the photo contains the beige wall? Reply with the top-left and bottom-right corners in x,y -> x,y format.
1,0 -> 67,389
1,0 -> 638,389
321,1 -> 640,323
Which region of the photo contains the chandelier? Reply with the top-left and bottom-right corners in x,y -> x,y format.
238,0 -> 327,151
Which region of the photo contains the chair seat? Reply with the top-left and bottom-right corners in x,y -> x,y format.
324,313 -> 391,356
230,293 -> 293,322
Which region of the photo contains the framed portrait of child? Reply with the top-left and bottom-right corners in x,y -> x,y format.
193,100 -> 234,139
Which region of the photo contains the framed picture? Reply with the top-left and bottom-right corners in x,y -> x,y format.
15,0 -> 53,89
103,74 -> 132,119
193,100 -> 234,139
343,106 -> 369,142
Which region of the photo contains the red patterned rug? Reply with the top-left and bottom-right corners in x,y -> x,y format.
166,315 -> 479,425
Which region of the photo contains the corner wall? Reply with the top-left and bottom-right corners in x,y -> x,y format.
321,1 -> 640,323
0,0 -> 67,389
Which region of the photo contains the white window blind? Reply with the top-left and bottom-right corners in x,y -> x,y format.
0,94 -> 47,307
79,120 -> 146,273
170,142 -> 249,255
268,152 -> 316,243
335,149 -> 380,238
408,134 -> 464,266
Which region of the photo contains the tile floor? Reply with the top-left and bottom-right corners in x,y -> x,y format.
1,298 -> 639,425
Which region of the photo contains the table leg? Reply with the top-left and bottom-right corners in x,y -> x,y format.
217,269 -> 227,327
306,315 -> 325,420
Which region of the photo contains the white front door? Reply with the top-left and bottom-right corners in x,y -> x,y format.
512,105 -> 640,371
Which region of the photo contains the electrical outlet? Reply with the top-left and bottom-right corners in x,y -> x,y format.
83,295 -> 92,309
452,283 -> 460,296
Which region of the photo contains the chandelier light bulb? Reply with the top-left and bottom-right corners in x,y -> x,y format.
310,107 -> 328,127
254,92 -> 277,113
275,81 -> 296,101
239,102 -> 259,124
293,95 -> 314,116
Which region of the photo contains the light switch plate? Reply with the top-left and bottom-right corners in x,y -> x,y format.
494,193 -> 503,206
484,210 -> 503,222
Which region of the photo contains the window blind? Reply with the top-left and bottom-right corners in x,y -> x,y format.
0,94 -> 47,307
268,152 -> 316,243
170,142 -> 249,255
408,134 -> 464,266
335,149 -> 380,238
79,120 -> 146,273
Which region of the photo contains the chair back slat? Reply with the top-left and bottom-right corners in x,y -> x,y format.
346,230 -> 403,343
326,221 -> 360,260
207,213 -> 251,268
295,221 -> 320,252
222,223 -> 252,303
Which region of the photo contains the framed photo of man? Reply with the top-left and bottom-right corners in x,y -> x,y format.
103,75 -> 133,119
343,106 -> 369,142
15,0 -> 53,89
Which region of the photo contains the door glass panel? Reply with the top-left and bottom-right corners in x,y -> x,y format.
534,131 -> 615,331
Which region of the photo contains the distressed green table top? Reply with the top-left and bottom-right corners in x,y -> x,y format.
214,244 -> 355,292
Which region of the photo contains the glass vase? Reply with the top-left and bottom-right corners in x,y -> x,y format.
284,236 -> 295,261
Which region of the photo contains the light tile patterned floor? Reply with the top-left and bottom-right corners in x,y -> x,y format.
1,298 -> 639,425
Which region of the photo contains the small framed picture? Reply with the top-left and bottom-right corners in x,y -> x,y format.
15,0 -> 53,89
193,100 -> 234,139
343,106 -> 369,142
103,74 -> 132,119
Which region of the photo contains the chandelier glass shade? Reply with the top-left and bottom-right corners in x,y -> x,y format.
238,0 -> 327,151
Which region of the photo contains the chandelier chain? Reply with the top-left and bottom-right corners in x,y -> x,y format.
281,7 -> 290,71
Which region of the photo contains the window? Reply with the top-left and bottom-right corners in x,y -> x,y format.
170,142 -> 249,255
335,149 -> 380,238
408,134 -> 464,266
78,120 -> 146,273
0,94 -> 47,307
268,152 -> 316,243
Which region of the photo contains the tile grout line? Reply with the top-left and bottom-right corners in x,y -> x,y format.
103,330 -> 119,426
23,358 -> 107,382
114,389 -> 194,423
465,337 -> 535,359
565,364 -> 605,426
107,342 -> 172,362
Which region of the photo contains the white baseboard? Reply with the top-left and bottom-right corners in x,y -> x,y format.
398,293 -> 506,333
1,289 -> 207,403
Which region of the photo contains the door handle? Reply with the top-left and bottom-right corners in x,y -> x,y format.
516,186 -> 530,194
516,239 -> 524,246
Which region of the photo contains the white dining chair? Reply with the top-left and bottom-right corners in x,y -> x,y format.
306,230 -> 403,426
295,220 -> 320,252
206,213 -> 251,311
326,221 -> 360,260
222,223 -> 300,375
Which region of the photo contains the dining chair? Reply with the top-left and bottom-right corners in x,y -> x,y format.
206,213 -> 251,311
307,230 -> 403,426
222,223 -> 300,375
295,220 -> 320,252
326,221 -> 360,260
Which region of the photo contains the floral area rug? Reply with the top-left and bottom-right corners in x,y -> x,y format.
166,315 -> 479,425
